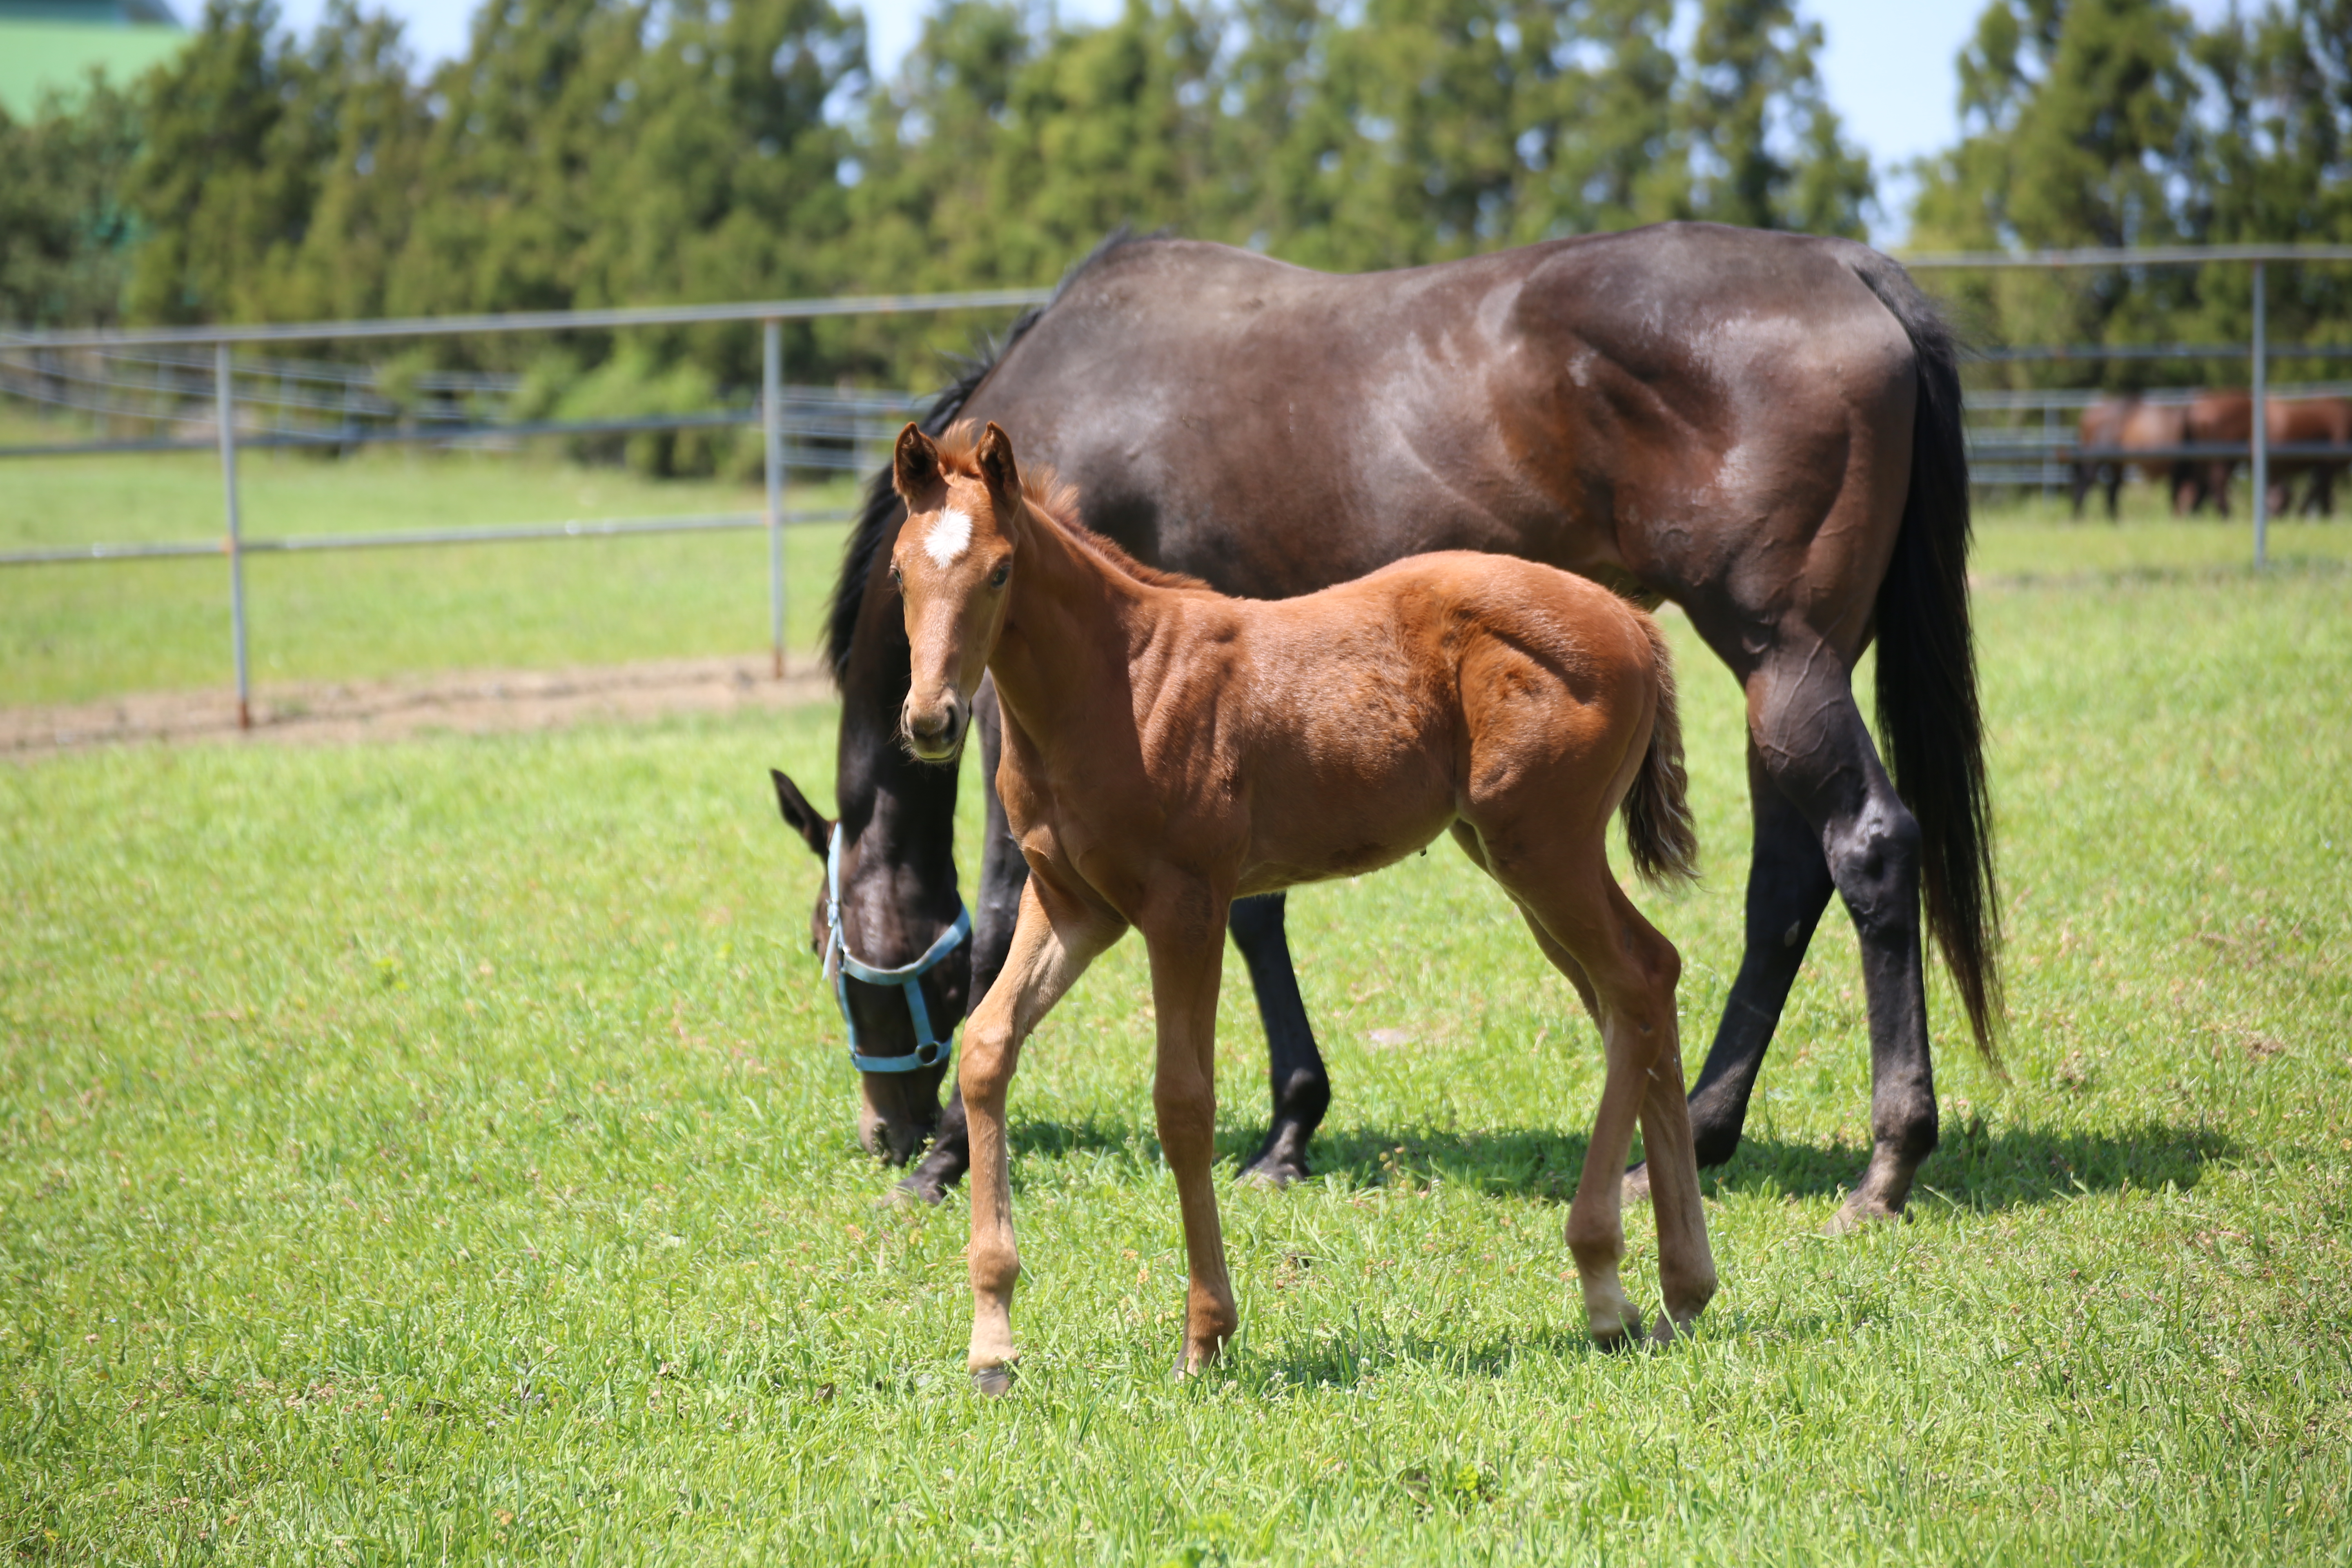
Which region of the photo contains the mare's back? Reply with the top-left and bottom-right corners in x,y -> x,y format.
961,226 -> 1904,602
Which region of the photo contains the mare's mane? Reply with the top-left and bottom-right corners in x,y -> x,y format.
824,228 -> 1162,680
926,424 -> 1212,595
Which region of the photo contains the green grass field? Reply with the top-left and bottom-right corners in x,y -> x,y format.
1,427 -> 860,705
4,437 -> 2351,1562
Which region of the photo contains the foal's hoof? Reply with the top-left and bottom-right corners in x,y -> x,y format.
970,1364 -> 1016,1398
1590,1312 -> 1646,1353
1620,1162 -> 1653,1205
1648,1313 -> 1692,1348
1824,1191 -> 1906,1236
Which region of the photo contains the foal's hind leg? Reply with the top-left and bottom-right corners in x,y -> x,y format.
1142,899 -> 1241,1374
1459,826 -> 1711,1343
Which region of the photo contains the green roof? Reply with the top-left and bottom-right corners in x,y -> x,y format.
0,18 -> 186,120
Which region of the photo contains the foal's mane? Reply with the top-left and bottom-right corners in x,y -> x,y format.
823,228 -> 1164,681
926,424 -> 1211,594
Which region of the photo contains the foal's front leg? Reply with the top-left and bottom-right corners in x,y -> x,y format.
1145,905 -> 1239,1374
962,878 -> 1116,1394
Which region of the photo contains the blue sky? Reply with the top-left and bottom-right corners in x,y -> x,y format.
265,0 -> 2228,244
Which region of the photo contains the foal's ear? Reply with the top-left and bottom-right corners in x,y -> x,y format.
768,768 -> 832,860
892,423 -> 940,500
975,422 -> 1021,505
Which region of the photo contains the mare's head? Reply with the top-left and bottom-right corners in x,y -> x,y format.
889,421 -> 1037,763
768,766 -> 963,1163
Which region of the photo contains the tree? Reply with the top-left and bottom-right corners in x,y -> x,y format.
2187,0 -> 2352,363
1675,0 -> 1871,237
0,78 -> 144,327
1907,0 -> 2207,373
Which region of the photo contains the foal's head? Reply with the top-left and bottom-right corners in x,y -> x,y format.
889,421 -> 1034,764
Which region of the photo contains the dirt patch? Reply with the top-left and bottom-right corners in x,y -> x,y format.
3,655 -> 836,757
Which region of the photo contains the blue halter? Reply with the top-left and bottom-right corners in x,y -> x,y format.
824,824 -> 972,1074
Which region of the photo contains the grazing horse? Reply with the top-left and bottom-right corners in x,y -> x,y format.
772,223 -> 1997,1233
2185,392 -> 2254,517
888,421 -> 1713,1387
2267,397 -> 2352,517
2073,396 -> 2198,519
2071,396 -> 2134,520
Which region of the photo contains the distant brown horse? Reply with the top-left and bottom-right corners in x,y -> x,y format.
2070,396 -> 2133,520
776,225 -> 1996,1234
886,422 -> 1712,1388
2178,392 -> 2352,517
2186,392 -> 2254,517
2072,396 -> 2197,519
2268,397 -> 2352,517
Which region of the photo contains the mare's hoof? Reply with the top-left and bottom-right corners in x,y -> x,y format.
970,1365 -> 1016,1398
1824,1192 -> 1906,1236
1238,1155 -> 1309,1189
894,1170 -> 951,1207
1620,1162 -> 1653,1205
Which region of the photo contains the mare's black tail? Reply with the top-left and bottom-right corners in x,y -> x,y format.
1848,251 -> 2002,1058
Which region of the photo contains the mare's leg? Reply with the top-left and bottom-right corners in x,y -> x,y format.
1144,895 -> 1240,1372
899,679 -> 1022,1204
1677,742 -> 1838,1169
1747,639 -> 1938,1231
962,876 -> 1119,1393
1228,893 -> 1332,1186
2104,466 -> 2122,522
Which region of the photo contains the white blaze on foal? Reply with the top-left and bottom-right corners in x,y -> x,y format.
926,508 -> 973,566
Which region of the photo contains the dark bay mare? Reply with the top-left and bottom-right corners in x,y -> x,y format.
770,222 -> 1998,1231
886,422 -> 1712,1386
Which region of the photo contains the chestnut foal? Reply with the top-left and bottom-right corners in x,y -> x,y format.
888,422 -> 1716,1391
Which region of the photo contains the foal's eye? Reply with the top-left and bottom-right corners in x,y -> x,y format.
889,564 -> 904,588
989,562 -> 1010,588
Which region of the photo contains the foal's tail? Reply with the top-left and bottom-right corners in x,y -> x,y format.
1621,613 -> 1700,887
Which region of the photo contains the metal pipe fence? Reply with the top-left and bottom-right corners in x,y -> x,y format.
1960,379 -> 2352,490
1906,243 -> 2352,568
1,285 -> 1054,724
5,248 -> 2350,720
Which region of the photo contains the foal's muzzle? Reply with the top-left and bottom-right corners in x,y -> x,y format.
900,692 -> 966,762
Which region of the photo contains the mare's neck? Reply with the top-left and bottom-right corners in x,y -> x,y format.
989,509 -> 1155,758
835,589 -> 962,914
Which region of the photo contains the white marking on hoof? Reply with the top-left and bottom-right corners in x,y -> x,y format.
971,1364 -> 1015,1397
926,508 -> 973,566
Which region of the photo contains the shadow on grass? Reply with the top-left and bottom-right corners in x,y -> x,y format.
998,1114 -> 2238,1214
1708,1118 -> 2238,1212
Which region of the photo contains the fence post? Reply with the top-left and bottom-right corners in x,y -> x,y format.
2250,261 -> 2267,569
764,318 -> 786,679
216,341 -> 252,730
